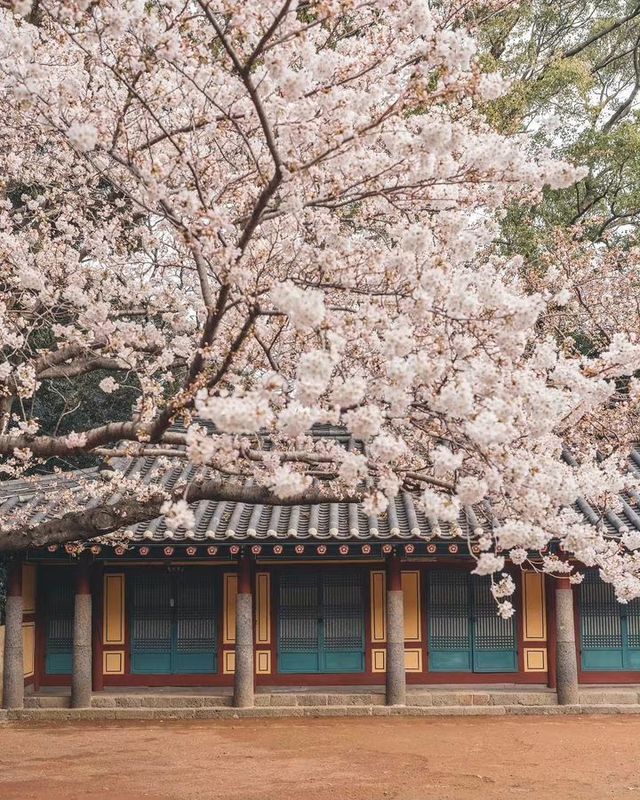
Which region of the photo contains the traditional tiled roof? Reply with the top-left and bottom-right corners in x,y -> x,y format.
563,448 -> 640,536
0,459 -> 479,544
2,431 -> 640,546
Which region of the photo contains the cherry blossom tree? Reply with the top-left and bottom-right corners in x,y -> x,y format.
1,0 -> 640,607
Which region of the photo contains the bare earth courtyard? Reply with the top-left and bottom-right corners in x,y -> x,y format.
0,716 -> 639,800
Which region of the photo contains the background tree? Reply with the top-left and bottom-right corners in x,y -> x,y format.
477,1 -> 640,455
480,0 -> 640,252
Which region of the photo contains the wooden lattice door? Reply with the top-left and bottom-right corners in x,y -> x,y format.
44,570 -> 74,675
428,570 -> 517,673
278,570 -> 365,673
130,570 -> 216,674
580,570 -> 640,671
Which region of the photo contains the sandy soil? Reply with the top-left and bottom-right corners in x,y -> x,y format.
0,715 -> 639,800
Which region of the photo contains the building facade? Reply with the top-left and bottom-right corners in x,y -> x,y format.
2,455 -> 639,709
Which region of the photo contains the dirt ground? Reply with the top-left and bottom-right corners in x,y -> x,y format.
1,715 -> 639,800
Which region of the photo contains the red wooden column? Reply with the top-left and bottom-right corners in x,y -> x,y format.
2,559 -> 24,709
545,574 -> 557,690
385,554 -> 406,705
234,554 -> 254,707
91,563 -> 104,693
71,556 -> 92,708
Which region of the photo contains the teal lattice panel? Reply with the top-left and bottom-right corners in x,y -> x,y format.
45,573 -> 74,675
130,571 -> 217,675
428,571 -> 517,673
278,570 -> 365,674
580,571 -> 640,671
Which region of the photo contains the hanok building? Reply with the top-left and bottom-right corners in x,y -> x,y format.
1,436 -> 640,710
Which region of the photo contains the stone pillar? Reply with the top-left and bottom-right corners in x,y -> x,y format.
71,557 -> 92,709
233,555 -> 254,708
555,577 -> 579,705
3,560 -> 24,710
386,554 -> 406,706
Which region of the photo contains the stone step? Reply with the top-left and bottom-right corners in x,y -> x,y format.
25,694 -> 234,709
578,690 -> 640,705
256,692 -> 386,707
406,691 -> 557,707
24,690 -> 557,709
91,694 -> 233,708
24,688 -> 635,711
25,696 -> 69,709
7,704 -> 640,723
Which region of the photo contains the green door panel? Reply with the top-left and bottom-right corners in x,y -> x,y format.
46,652 -> 73,675
131,571 -> 217,675
131,573 -> 172,674
322,573 -> 365,672
580,571 -> 640,671
429,650 -> 473,672
472,574 -> 517,673
174,572 -> 217,673
428,570 -> 472,672
278,572 -> 320,673
279,651 -> 320,673
474,650 -> 518,672
45,573 -> 74,675
428,571 -> 517,674
278,570 -> 365,674
131,651 -> 172,674
581,649 -> 624,671
323,651 -> 364,672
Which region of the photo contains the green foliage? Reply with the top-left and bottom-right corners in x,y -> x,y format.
26,370 -> 139,471
479,0 -> 640,248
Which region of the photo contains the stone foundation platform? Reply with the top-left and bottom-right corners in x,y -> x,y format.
0,686 -> 636,722
4,703 -> 640,723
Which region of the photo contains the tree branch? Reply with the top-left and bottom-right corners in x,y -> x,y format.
37,356 -> 130,380
562,5 -> 640,59
0,478 -> 364,552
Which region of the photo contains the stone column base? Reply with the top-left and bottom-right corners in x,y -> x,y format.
555,583 -> 579,705
386,589 -> 406,706
234,592 -> 254,708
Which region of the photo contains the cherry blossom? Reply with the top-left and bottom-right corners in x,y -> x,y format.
0,0 -> 638,602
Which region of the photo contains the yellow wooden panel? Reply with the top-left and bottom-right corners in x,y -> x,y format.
22,622 -> 35,678
256,650 -> 271,675
223,650 -> 236,674
372,648 -> 386,673
22,565 -> 36,615
370,571 -> 386,643
522,572 -> 547,642
103,650 -> 125,675
402,571 -> 421,642
524,647 -> 547,672
256,573 -> 271,645
103,574 -> 125,645
404,648 -> 422,672
223,574 -> 238,645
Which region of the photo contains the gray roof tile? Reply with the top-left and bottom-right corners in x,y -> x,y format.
2,437 -> 639,546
